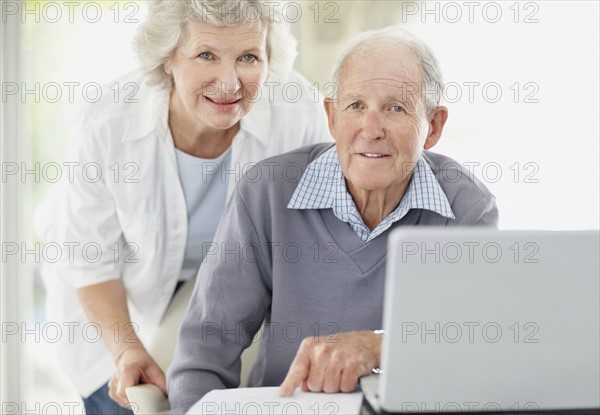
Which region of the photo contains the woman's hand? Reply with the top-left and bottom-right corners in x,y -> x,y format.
108,344 -> 167,409
76,280 -> 167,408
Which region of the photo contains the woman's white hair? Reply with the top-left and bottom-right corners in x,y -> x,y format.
133,0 -> 298,89
331,26 -> 444,113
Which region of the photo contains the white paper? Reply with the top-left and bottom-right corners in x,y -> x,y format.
187,387 -> 362,415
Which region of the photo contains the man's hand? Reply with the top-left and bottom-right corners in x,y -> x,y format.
279,330 -> 382,396
108,344 -> 167,409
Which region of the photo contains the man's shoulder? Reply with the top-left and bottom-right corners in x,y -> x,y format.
423,150 -> 495,201
422,151 -> 498,226
261,142 -> 334,166
236,143 -> 334,196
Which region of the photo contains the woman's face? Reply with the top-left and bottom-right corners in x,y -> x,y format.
165,21 -> 269,132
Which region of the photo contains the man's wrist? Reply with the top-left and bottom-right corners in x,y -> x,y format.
372,330 -> 385,374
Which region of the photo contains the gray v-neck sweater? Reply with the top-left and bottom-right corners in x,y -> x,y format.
168,143 -> 498,410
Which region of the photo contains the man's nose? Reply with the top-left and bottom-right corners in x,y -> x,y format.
359,111 -> 385,140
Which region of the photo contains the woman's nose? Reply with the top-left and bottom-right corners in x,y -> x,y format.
216,63 -> 241,96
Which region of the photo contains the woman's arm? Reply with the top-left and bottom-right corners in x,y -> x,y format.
77,280 -> 167,408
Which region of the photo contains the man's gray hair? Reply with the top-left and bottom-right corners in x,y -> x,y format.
331,26 -> 444,112
133,0 -> 298,89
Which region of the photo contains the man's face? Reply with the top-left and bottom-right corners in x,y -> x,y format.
325,45 -> 446,197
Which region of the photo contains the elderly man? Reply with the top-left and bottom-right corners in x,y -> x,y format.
167,26 -> 498,410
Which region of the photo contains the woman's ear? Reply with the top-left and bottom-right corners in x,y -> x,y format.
424,106 -> 448,150
163,57 -> 172,76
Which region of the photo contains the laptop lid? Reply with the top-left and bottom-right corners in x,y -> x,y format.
377,229 -> 599,413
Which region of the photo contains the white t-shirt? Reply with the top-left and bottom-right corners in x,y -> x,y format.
175,147 -> 232,281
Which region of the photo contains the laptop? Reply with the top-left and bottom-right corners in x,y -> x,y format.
361,229 -> 600,414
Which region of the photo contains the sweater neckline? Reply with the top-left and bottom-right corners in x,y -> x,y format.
318,208 -> 423,274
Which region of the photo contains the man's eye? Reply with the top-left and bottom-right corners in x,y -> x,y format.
348,102 -> 362,110
391,105 -> 404,112
198,52 -> 213,60
241,54 -> 257,63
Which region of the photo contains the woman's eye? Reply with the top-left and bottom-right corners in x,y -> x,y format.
198,52 -> 213,60
348,102 -> 362,110
391,105 -> 404,112
241,54 -> 257,62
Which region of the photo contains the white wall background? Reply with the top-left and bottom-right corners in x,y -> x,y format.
404,1 -> 600,230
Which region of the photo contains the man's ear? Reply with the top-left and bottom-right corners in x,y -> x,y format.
423,106 -> 448,150
324,98 -> 337,141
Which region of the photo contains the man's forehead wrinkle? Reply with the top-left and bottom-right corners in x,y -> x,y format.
345,75 -> 419,86
341,76 -> 423,99
342,53 -> 421,82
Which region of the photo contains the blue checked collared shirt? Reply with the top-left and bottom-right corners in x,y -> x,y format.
287,146 -> 455,242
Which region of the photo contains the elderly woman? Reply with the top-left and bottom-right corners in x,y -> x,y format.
167,26 -> 499,411
40,0 -> 330,413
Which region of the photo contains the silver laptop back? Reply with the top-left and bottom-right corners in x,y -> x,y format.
379,229 -> 600,413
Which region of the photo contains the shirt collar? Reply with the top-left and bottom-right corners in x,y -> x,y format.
123,77 -> 272,147
287,145 -> 341,210
122,80 -> 170,142
288,146 -> 455,239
